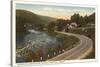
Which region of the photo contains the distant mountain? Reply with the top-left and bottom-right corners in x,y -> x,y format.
38,15 -> 56,23
16,10 -> 46,25
16,9 -> 56,25
16,9 -> 56,36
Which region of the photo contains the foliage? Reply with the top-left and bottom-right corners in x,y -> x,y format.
55,13 -> 95,32
16,10 -> 47,36
56,19 -> 67,31
47,21 -> 56,32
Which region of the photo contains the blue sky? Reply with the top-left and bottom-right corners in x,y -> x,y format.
16,3 -> 95,19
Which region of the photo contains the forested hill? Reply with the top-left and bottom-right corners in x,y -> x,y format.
16,9 -> 56,36
16,10 -> 46,25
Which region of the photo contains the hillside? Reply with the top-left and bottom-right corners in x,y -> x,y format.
16,9 -> 56,36
38,15 -> 56,22
16,10 -> 46,25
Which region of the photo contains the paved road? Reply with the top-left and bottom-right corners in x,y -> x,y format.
48,31 -> 93,61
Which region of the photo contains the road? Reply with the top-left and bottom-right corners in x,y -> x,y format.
48,31 -> 93,61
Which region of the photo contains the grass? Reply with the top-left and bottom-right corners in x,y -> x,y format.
44,32 -> 80,60
47,31 -> 80,51
68,27 -> 95,59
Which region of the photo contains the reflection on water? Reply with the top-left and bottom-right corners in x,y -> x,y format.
16,29 -> 62,63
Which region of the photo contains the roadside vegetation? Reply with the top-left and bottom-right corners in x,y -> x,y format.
23,33 -> 79,62
68,27 -> 95,59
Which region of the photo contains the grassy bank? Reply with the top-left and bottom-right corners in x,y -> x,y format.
68,27 -> 95,59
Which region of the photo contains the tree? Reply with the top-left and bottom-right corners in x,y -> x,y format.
84,15 -> 89,23
47,21 -> 56,32
16,16 -> 26,36
88,13 -> 95,24
36,24 -> 45,31
25,50 -> 34,62
71,13 -> 81,27
79,16 -> 86,27
84,13 -> 95,25
56,19 -> 66,31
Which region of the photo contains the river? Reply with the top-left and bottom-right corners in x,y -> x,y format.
16,29 -> 62,62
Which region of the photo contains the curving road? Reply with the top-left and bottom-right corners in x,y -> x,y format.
48,31 -> 93,61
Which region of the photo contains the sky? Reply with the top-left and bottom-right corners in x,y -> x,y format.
16,3 -> 95,20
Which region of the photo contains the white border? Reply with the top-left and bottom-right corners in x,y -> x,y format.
11,1 -> 98,67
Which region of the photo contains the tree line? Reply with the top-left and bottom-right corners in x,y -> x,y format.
47,12 -> 95,32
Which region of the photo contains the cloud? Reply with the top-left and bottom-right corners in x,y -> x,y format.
42,7 -> 66,12
57,9 -> 66,12
43,7 -> 53,11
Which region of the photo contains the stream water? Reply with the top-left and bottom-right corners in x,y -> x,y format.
16,29 -> 62,62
